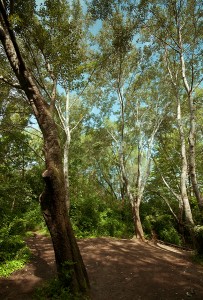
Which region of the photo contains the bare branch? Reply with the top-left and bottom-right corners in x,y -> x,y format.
194,76 -> 203,92
106,128 -> 118,144
0,75 -> 21,89
164,48 -> 177,88
70,115 -> 85,133
156,191 -> 179,222
55,102 -> 66,129
153,156 -> 181,202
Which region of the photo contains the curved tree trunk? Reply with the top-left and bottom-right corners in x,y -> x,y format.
0,4 -> 90,296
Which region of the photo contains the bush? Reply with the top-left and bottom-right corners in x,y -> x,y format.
159,227 -> 182,245
23,204 -> 46,231
0,226 -> 31,277
0,211 -> 42,277
194,225 -> 203,255
70,197 -> 134,239
143,214 -> 182,245
142,215 -> 153,238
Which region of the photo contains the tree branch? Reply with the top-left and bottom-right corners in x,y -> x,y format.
0,75 -> 21,89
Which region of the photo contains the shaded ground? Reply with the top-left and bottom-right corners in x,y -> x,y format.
0,234 -> 203,299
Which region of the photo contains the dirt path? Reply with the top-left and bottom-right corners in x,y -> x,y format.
0,234 -> 203,300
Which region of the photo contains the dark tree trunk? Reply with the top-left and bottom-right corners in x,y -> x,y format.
38,121 -> 90,294
0,3 -> 90,296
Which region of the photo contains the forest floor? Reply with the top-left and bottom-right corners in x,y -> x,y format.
0,233 -> 203,300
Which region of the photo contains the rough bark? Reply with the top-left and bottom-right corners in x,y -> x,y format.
0,3 -> 90,295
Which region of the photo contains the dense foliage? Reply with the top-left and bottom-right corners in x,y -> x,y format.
0,0 -> 203,283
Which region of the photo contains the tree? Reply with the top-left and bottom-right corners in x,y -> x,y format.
87,1 -> 170,240
0,1 -> 90,295
165,51 -> 195,229
37,0 -> 88,213
140,0 -> 203,216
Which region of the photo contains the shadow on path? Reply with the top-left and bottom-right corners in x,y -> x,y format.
78,238 -> 203,300
0,235 -> 203,300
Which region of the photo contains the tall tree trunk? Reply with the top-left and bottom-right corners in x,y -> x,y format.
119,149 -> 145,240
177,96 -> 196,247
117,83 -> 145,240
63,89 -> 71,213
0,5 -> 90,295
188,93 -> 203,212
177,97 -> 194,226
178,27 -> 203,214
164,46 -> 195,245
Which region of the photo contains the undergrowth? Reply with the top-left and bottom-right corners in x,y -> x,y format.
0,238 -> 31,277
0,204 -> 45,278
34,278 -> 90,300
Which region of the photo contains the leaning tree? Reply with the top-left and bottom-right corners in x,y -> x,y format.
0,0 -> 90,295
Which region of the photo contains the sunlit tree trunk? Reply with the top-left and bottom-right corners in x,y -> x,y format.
177,98 -> 194,226
177,20 -> 203,214
117,83 -> 145,240
131,201 -> 145,240
164,47 -> 194,227
63,89 -> 71,213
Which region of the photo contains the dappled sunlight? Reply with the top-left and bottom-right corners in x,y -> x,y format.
78,237 -> 203,300
1,235 -> 203,299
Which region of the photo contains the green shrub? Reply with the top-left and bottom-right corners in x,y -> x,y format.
142,214 -> 182,245
0,217 -> 32,277
0,244 -> 30,276
159,227 -> 182,245
70,196 -> 134,239
142,215 -> 153,237
23,205 -> 46,231
194,225 -> 203,255
0,237 -> 30,277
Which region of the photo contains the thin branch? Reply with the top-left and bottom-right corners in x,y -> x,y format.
0,75 -> 21,89
164,48 -> 177,88
154,34 -> 180,53
70,115 -> 85,133
153,156 -> 181,202
106,128 -> 118,144
155,191 -> 179,223
193,76 -> 203,92
55,103 -> 66,129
